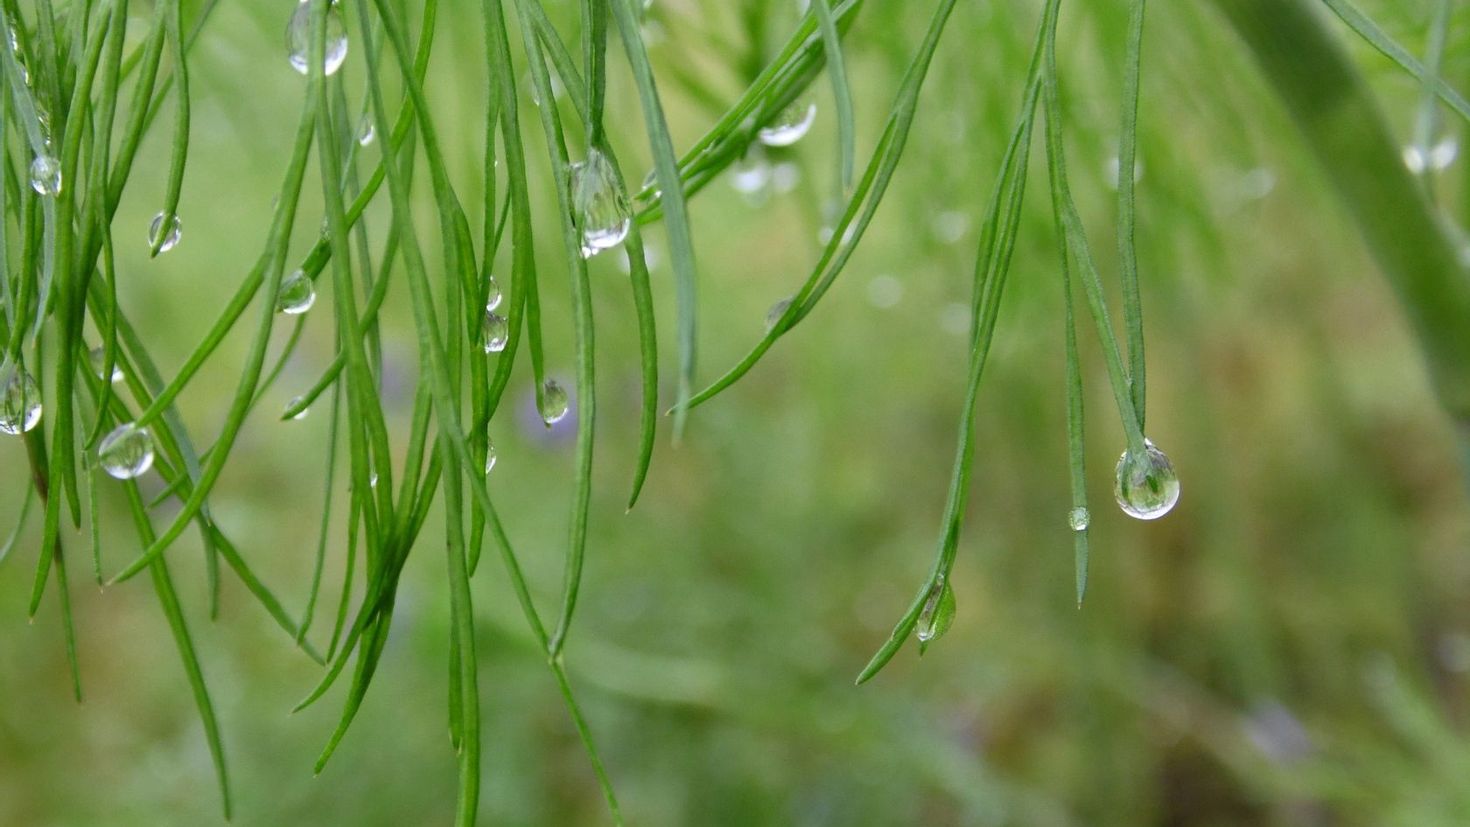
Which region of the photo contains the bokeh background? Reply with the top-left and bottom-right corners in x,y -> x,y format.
4,0 -> 1470,824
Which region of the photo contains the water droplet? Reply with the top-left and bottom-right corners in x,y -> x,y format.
930,210 -> 970,245
757,91 -> 817,147
866,275 -> 903,309
484,440 -> 498,474
480,311 -> 509,353
1404,138 -> 1459,175
148,211 -> 183,253
570,148 -> 631,258
765,297 -> 793,332
1067,506 -> 1090,532
484,276 -> 503,311
771,161 -> 801,194
539,379 -> 569,425
1113,439 -> 1180,520
915,579 -> 956,644
29,153 -> 60,195
0,368 -> 43,435
287,396 -> 309,420
729,148 -> 772,195
357,115 -> 375,146
88,347 -> 123,383
97,423 -> 154,479
368,471 -> 379,488
276,269 -> 317,314
1104,155 -> 1144,190
286,0 -> 349,76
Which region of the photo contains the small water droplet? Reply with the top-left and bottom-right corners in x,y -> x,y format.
539,379 -> 569,425
482,277 -> 503,314
757,91 -> 817,147
148,211 -> 183,253
1067,506 -> 1090,532
89,347 -> 124,383
480,311 -> 509,353
1114,439 -> 1180,520
765,297 -> 793,332
915,579 -> 956,644
1404,138 -> 1459,175
287,396 -> 309,420
1104,155 -> 1144,190
771,161 -> 801,194
484,440 -> 498,475
286,0 -> 349,76
98,422 -> 154,479
276,269 -> 317,314
357,115 -> 375,146
0,368 -> 43,435
729,148 -> 772,195
368,471 -> 379,488
570,148 -> 631,258
29,153 -> 60,195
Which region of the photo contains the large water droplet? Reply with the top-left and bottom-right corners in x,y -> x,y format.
0,368 -> 43,435
1114,439 -> 1180,520
915,579 -> 956,645
1067,506 -> 1090,532
570,148 -> 631,258
484,440 -> 498,475
757,92 -> 817,147
286,0 -> 349,76
148,211 -> 182,253
539,379 -> 569,425
98,423 -> 155,479
484,276 -> 503,311
480,311 -> 509,353
29,153 -> 61,195
277,269 -> 317,314
765,297 -> 793,332
89,347 -> 124,383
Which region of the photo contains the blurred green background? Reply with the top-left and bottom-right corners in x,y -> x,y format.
4,0 -> 1470,824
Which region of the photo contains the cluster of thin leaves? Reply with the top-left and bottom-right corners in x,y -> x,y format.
2,0 -> 1465,823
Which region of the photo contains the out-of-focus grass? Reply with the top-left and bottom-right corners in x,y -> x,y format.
2,0 -> 1470,824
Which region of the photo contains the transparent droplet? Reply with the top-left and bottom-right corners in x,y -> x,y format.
1067,506 -> 1090,532
148,211 -> 183,253
570,148 -> 631,258
357,115 -> 375,146
484,276 -> 503,311
480,311 -> 509,353
368,471 -> 379,488
915,579 -> 956,645
89,347 -> 124,383
1113,439 -> 1180,520
729,148 -> 772,195
757,92 -> 817,147
286,0 -> 349,77
286,396 -> 309,421
29,153 -> 61,195
539,379 -> 569,425
1404,137 -> 1459,175
98,422 -> 155,480
771,161 -> 801,194
484,440 -> 498,475
1104,155 -> 1144,190
0,368 -> 43,435
276,269 -> 317,314
765,297 -> 793,332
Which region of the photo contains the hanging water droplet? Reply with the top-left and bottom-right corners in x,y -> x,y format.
765,297 -> 793,332
729,147 -> 772,195
30,153 -> 61,195
148,211 -> 183,253
539,379 -> 569,425
276,269 -> 317,314
570,147 -> 631,258
88,347 -> 124,383
1067,506 -> 1090,532
286,0 -> 349,76
0,368 -> 43,435
286,396 -> 309,421
484,440 -> 498,475
97,422 -> 155,479
757,91 -> 817,147
1113,439 -> 1180,520
915,579 -> 956,645
484,276 -> 503,311
368,471 -> 379,488
480,311 -> 509,353
1404,137 -> 1459,175
357,115 -> 375,146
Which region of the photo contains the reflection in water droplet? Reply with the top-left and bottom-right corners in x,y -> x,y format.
758,92 -> 817,147
915,579 -> 956,644
484,440 -> 498,475
571,148 -> 631,258
29,154 -> 61,195
357,115 -> 375,146
481,311 -> 509,353
276,269 -> 317,314
539,379 -> 569,425
1113,439 -> 1180,520
286,0 -> 349,76
98,423 -> 155,479
148,211 -> 183,253
484,276 -> 503,311
0,368 -> 43,435
1067,506 -> 1090,532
